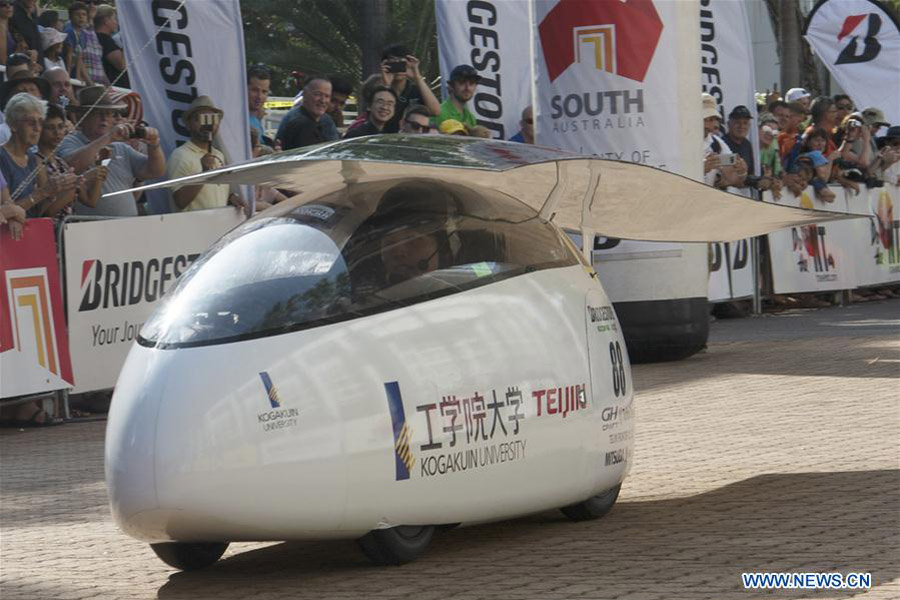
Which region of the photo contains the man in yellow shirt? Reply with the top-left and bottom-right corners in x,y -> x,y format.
167,96 -> 244,212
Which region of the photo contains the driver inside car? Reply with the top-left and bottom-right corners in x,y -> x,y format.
380,227 -> 441,285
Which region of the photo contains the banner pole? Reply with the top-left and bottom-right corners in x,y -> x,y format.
751,236 -> 762,315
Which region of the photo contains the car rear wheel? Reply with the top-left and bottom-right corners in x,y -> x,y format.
150,541 -> 229,571
358,525 -> 435,565
560,484 -> 621,521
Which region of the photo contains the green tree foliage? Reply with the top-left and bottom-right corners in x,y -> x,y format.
242,0 -> 438,97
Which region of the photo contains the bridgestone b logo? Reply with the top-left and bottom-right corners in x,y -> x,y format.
836,13 -> 882,65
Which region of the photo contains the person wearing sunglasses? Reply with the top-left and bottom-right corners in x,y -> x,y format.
509,105 -> 534,144
832,94 -> 853,128
399,104 -> 433,135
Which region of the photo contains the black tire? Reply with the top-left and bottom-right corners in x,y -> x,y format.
358,525 -> 435,565
560,484 -> 622,522
150,541 -> 229,571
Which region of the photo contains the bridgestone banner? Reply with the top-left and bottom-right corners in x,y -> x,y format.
805,0 -> 900,125
700,0 -> 759,302
119,1 -> 252,172
63,209 -> 244,393
534,0 -> 708,304
1,219 -> 73,398
436,0 -> 533,140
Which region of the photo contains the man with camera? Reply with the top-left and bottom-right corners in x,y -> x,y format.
167,96 -> 244,212
58,85 -> 165,216
378,44 -> 441,132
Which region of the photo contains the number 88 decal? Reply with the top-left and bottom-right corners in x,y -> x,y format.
609,341 -> 626,397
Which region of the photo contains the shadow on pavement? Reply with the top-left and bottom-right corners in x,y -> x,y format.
155,469 -> 899,600
634,335 -> 900,394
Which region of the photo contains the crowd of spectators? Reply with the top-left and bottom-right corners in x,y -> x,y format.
701,86 -> 900,309
703,86 -> 900,206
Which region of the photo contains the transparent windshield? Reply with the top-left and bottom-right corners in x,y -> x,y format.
139,179 -> 580,348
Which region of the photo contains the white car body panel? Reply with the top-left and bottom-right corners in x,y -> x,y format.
107,265 -> 633,542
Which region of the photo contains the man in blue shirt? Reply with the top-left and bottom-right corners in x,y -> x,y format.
509,106 -> 534,144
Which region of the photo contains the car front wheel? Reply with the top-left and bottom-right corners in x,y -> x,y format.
150,541 -> 229,571
560,484 -> 621,521
358,525 -> 435,565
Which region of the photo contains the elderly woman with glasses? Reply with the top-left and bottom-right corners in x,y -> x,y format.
0,92 -> 76,217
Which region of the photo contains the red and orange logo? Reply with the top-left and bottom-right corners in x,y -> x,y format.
5,268 -> 61,376
539,0 -> 663,83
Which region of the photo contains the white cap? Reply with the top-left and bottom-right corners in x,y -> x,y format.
785,88 -> 810,103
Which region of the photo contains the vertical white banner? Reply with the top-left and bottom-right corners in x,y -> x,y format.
805,0 -> 900,125
700,0 -> 759,301
118,1 -> 251,169
535,0 -> 708,305
436,0 -> 534,140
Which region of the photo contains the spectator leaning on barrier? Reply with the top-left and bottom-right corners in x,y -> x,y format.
378,44 -> 441,133
509,105 -> 534,144
247,64 -> 271,145
876,126 -> 900,186
701,93 -> 745,190
36,102 -> 106,223
833,113 -> 873,187
399,104 -> 433,134
437,65 -> 479,131
724,105 -> 780,198
861,107 -> 889,162
58,85 -> 165,216
275,75 -> 338,151
344,85 -> 396,139
94,4 -> 129,88
167,95 -> 244,213
0,93 -> 78,216
327,74 -> 352,130
804,96 -> 837,155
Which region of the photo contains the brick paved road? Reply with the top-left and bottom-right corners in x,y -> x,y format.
2,301 -> 898,600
